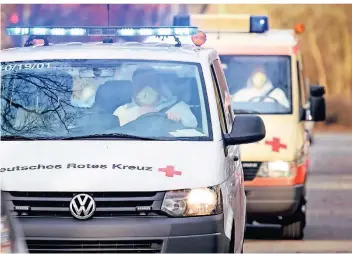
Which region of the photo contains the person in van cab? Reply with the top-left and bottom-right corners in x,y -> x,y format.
232,67 -> 290,108
113,67 -> 198,128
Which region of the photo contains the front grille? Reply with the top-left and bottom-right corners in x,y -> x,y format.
26,239 -> 163,253
6,191 -> 166,218
242,162 -> 262,181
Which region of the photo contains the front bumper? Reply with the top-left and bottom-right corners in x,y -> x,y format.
20,214 -> 229,253
245,184 -> 304,216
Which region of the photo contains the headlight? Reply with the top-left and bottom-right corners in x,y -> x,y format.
257,161 -> 296,178
1,216 -> 12,253
161,186 -> 222,217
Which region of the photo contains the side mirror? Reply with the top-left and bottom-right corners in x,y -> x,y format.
224,115 -> 266,146
310,96 -> 326,121
309,85 -> 326,122
310,84 -> 325,97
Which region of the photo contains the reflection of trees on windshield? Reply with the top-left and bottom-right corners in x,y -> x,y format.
0,60 -> 211,140
1,71 -> 77,136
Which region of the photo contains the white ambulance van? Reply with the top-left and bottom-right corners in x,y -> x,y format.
0,25 -> 266,253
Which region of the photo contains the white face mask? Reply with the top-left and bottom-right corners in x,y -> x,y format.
135,86 -> 159,106
251,72 -> 267,89
81,86 -> 95,102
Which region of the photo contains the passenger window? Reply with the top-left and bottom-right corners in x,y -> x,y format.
211,65 -> 227,133
212,59 -> 233,132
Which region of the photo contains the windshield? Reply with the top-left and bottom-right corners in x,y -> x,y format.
220,55 -> 292,114
1,60 -> 211,141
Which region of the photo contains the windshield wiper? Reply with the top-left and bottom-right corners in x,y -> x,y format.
1,135 -> 36,141
1,133 -> 203,141
233,109 -> 261,114
61,133 -> 160,141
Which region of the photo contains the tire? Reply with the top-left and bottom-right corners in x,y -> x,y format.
281,200 -> 306,240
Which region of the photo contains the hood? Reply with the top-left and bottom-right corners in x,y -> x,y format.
0,140 -> 225,192
240,115 -> 299,162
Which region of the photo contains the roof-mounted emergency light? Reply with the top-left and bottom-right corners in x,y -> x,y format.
191,30 -> 207,46
294,23 -> 305,34
174,14 -> 269,34
6,26 -> 199,37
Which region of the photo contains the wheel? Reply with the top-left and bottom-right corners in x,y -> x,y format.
281,199 -> 306,240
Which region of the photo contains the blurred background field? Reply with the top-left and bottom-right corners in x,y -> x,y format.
1,4 -> 352,130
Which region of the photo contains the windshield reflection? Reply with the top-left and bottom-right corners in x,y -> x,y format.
1,60 -> 211,140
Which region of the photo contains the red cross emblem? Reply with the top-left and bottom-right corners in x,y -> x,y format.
158,165 -> 182,178
265,137 -> 287,152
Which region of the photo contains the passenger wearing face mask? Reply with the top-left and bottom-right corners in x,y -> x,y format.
232,68 -> 290,108
113,68 -> 198,128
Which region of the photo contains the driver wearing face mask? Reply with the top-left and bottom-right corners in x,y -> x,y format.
232,67 -> 290,108
113,68 -> 198,128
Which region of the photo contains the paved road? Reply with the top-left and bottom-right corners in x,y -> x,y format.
244,133 -> 352,253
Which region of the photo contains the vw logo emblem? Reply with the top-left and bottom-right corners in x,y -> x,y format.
69,194 -> 96,220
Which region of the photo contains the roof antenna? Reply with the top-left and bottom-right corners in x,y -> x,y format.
103,4 -> 114,44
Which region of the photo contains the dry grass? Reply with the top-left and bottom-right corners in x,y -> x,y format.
325,95 -> 352,126
313,95 -> 352,133
314,123 -> 352,133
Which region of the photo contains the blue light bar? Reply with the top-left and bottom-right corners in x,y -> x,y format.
6,26 -> 198,37
174,14 -> 269,34
249,16 -> 269,33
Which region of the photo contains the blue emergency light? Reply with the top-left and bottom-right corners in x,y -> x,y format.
173,14 -> 269,33
249,16 -> 269,33
6,26 -> 199,37
173,15 -> 191,27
